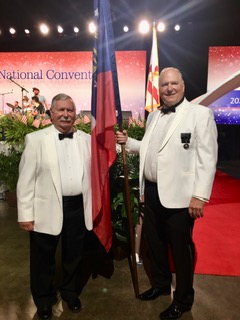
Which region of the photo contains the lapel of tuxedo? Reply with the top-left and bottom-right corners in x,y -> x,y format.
43,126 -> 62,205
140,111 -> 161,175
143,110 -> 162,146
159,101 -> 190,151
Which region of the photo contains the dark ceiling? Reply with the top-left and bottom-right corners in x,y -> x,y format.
0,0 -> 239,100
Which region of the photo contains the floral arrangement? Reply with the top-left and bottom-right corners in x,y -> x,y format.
0,113 -> 51,145
0,112 -> 93,145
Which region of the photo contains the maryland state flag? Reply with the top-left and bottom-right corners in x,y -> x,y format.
145,23 -> 160,112
91,0 -> 122,252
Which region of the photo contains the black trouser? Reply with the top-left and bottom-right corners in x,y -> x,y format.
144,180 -> 195,308
30,195 -> 86,309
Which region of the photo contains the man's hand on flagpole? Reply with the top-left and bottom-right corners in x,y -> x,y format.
115,130 -> 128,144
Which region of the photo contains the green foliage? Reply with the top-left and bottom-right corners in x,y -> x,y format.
74,122 -> 91,134
112,118 -> 145,180
0,115 -> 33,191
112,188 -> 139,222
111,187 -> 140,242
123,120 -> 145,141
111,118 -> 145,242
0,146 -> 22,191
0,114 -> 48,146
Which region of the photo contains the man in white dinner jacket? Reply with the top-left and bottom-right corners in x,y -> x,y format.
17,93 -> 92,320
116,67 -> 218,320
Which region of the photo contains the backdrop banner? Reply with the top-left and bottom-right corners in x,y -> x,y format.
0,51 -> 146,118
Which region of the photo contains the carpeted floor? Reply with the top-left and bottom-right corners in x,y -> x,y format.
193,170 -> 240,276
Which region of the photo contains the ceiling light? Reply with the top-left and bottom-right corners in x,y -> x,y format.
88,22 -> 96,34
9,28 -> 16,35
39,23 -> 49,35
57,26 -> 64,33
174,24 -> 181,31
157,22 -> 166,32
139,20 -> 150,34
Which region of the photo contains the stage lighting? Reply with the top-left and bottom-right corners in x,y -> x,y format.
39,23 -> 49,35
57,26 -> 64,33
73,27 -> 79,33
9,28 -> 16,35
157,22 -> 166,32
24,29 -> 30,34
123,25 -> 129,33
88,22 -> 96,34
139,20 -> 150,34
174,24 -> 181,31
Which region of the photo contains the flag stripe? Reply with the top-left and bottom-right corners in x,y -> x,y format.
145,24 -> 160,113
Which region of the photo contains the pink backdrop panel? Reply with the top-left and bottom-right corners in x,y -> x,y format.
0,51 -> 146,118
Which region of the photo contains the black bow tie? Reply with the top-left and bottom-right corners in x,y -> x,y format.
160,97 -> 185,114
161,105 -> 176,114
59,132 -> 74,140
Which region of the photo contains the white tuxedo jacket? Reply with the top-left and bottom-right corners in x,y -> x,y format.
126,99 -> 218,208
17,125 -> 92,235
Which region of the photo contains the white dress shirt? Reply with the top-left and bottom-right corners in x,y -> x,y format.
54,129 -> 83,196
144,110 -> 177,182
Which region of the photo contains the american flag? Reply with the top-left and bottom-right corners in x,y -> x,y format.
128,116 -> 134,127
73,117 -> 81,126
32,118 -> 40,128
83,114 -> 91,124
42,118 -> 52,127
145,23 -> 160,113
136,119 -> 144,128
20,114 -> 28,125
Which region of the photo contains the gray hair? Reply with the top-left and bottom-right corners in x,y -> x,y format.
50,93 -> 76,110
159,67 -> 184,82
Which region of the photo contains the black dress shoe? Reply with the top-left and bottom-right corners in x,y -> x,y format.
159,303 -> 191,320
138,287 -> 171,301
65,297 -> 81,313
37,306 -> 52,320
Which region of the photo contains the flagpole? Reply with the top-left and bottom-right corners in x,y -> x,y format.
119,126 -> 139,298
103,0 -> 140,297
91,0 -> 139,296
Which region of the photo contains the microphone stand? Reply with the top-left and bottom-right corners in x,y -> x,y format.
9,77 -> 29,113
0,91 -> 13,114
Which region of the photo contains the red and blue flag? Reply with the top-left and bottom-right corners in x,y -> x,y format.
91,0 -> 122,252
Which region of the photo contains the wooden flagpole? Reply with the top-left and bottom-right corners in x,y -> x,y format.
118,126 -> 139,298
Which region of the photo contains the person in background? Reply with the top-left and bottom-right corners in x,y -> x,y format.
116,67 -> 218,320
17,93 -> 92,320
13,100 -> 22,113
22,95 -> 32,113
33,87 -> 49,110
31,96 -> 45,115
